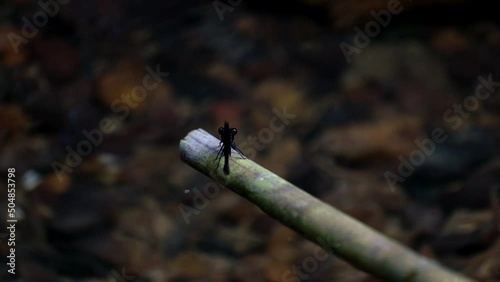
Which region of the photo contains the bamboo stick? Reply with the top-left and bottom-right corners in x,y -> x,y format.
179,128 -> 475,282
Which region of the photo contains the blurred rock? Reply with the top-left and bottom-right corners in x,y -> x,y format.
323,180 -> 387,231
253,78 -> 314,126
49,182 -> 117,235
260,137 -> 301,177
233,254 -> 269,282
0,104 -> 30,142
206,62 -> 244,89
464,240 -> 500,281
38,172 -> 72,195
0,27 -> 27,67
409,126 -> 495,186
267,225 -> 301,265
98,59 -> 147,112
440,160 -> 500,210
211,101 -> 246,128
34,39 -> 80,81
431,28 -> 469,54
116,197 -> 177,250
169,251 -> 232,280
404,203 -> 444,236
314,116 -> 422,168
432,209 -> 497,256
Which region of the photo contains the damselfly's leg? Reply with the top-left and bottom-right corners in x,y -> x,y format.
215,143 -> 225,169
231,143 -> 246,159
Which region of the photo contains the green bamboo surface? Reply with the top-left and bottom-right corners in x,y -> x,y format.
179,128 -> 475,282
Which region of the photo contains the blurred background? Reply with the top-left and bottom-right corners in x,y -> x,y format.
1,0 -> 500,281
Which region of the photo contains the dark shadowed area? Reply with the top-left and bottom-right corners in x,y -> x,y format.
0,0 -> 499,281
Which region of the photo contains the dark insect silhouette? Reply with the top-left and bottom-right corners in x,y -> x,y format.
215,121 -> 246,174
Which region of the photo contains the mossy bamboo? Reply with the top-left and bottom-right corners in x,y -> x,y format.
179,128 -> 474,282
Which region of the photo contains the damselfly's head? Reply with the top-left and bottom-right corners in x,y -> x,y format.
218,121 -> 237,136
